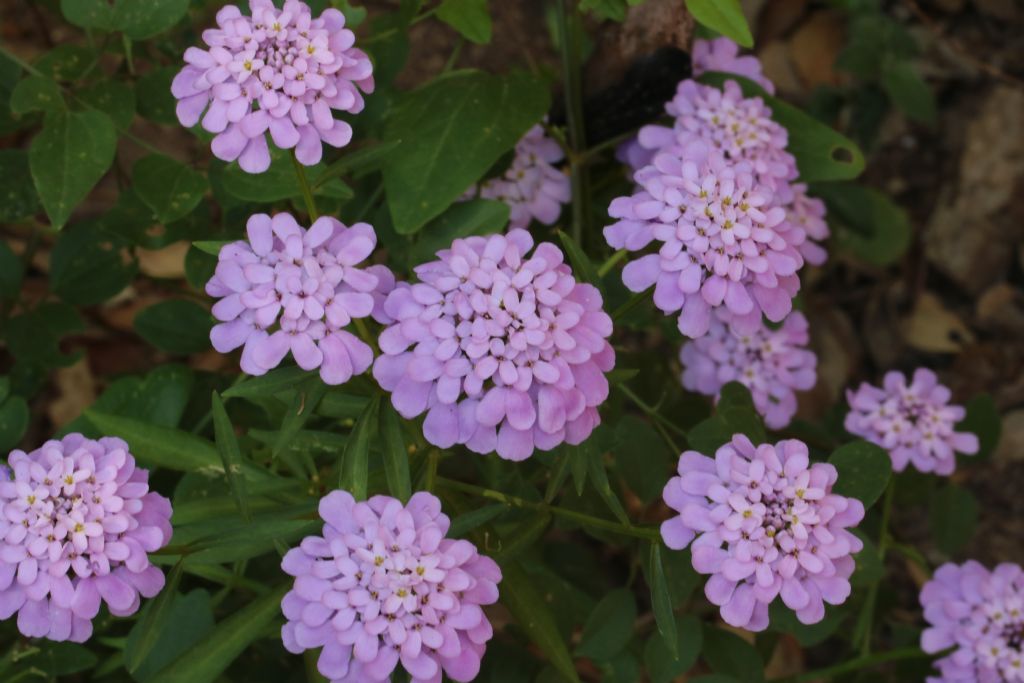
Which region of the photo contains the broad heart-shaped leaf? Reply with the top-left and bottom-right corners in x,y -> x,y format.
30,109 -> 116,228
685,0 -> 753,47
60,0 -> 117,30
379,400 -> 413,502
699,72 -> 865,182
930,484 -> 978,555
3,302 -> 84,368
78,80 -> 135,129
882,60 -> 937,126
49,222 -> 138,305
701,625 -> 765,682
828,440 -> 892,508
811,182 -> 911,267
136,66 -> 179,125
383,69 -> 550,234
643,614 -> 702,683
114,0 -> 190,40
133,154 -> 208,224
11,75 -> 64,114
575,588 -> 637,661
768,600 -> 846,646
410,198 -> 510,265
0,150 -> 40,223
0,394 -> 29,452
134,300 -> 213,355
339,394 -> 380,498
499,561 -> 581,683
436,0 -> 492,44
146,584 -> 288,683
215,148 -> 353,203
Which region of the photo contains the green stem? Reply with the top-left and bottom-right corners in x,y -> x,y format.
774,646 -> 934,683
554,0 -> 589,247
353,317 -> 378,353
291,152 -> 319,220
618,385 -> 688,442
597,249 -> 627,277
437,476 -> 662,542
859,478 -> 897,656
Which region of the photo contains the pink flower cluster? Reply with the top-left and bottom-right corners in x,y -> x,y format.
692,37 -> 776,94
474,125 -> 571,231
920,561 -> 1024,682
606,139 -> 802,338
172,0 -> 373,173
281,491 -> 501,683
661,435 -> 864,631
680,311 -> 817,429
207,212 -> 393,385
845,368 -> 980,476
373,229 -> 614,461
0,434 -> 173,642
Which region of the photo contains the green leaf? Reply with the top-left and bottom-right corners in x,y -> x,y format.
11,75 -> 64,114
50,222 -> 137,305
134,300 -> 212,355
315,138 -> 402,182
499,561 -> 581,683
134,154 -> 208,224
411,198 -> 510,264
216,148 -> 352,203
273,379 -> 326,457
687,415 -> 734,454
557,230 -> 600,286
643,615 -> 702,683
124,561 -> 184,675
184,518 -> 318,564
958,393 -> 1001,460
575,588 -> 637,661
0,395 -> 28,451
340,395 -> 380,498
34,46 -> 95,82
383,69 -> 550,234
192,240 -> 231,256
685,0 -> 753,48
0,150 -> 40,223
137,66 -> 179,125
30,109 -> 117,228
3,302 -> 84,367
78,80 -> 136,129
930,484 -> 978,555
223,367 -> 314,399
379,401 -> 413,502
647,544 -> 678,659
36,642 -> 98,677
690,677 -> 742,683
84,410 -> 262,478
185,245 -> 217,291
115,0 -> 190,40
437,0 -> 492,44
828,440 -> 893,508
701,626 -> 765,682
882,60 -> 936,126
812,182 -> 911,266
580,0 -> 628,21
147,584 -> 288,683
613,416 -> 672,504
61,0 -> 117,30
126,588 -> 214,682
448,503 -> 507,537
699,73 -> 865,182
768,601 -> 846,646
584,440 -> 631,526
210,392 -> 251,522
82,365 -> 193,430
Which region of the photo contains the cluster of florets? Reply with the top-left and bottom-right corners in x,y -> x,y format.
373,229 -> 614,461
473,125 -> 571,231
606,139 -> 802,338
692,36 -> 776,94
680,311 -> 817,429
661,435 -> 864,631
281,491 -> 501,683
207,212 -> 392,385
0,434 -> 172,642
172,0 -> 374,172
920,561 -> 1024,682
845,368 -> 980,475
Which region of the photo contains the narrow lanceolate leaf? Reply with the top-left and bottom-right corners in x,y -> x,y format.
698,73 -> 865,182
576,588 -> 638,662
210,392 -> 250,522
147,584 -> 288,683
828,440 -> 892,508
586,444 -> 631,526
499,561 -> 581,683
30,110 -> 117,229
340,395 -> 380,498
222,366 -> 313,399
557,230 -> 600,287
684,0 -> 753,47
379,401 -> 413,503
124,560 -> 184,674
272,379 -> 327,458
648,544 -> 679,659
